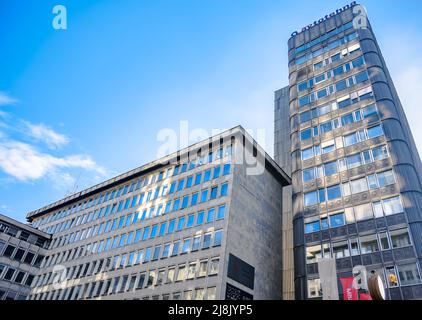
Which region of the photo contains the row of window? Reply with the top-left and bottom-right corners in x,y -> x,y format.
35,231 -> 223,289
301,124 -> 384,161
300,103 -> 379,141
0,264 -> 34,287
304,196 -> 404,234
46,203 -> 226,261
298,56 -> 365,93
0,289 -> 27,301
0,222 -> 48,248
299,70 -> 369,108
306,228 -> 413,264
308,262 -> 422,298
42,223 -> 224,275
295,31 -> 358,65
313,44 -> 361,72
295,21 -> 354,54
0,241 -> 44,267
299,86 -> 374,124
303,169 -> 396,207
42,166 -> 231,236
33,145 -> 233,228
32,274 -> 218,300
302,144 -> 389,183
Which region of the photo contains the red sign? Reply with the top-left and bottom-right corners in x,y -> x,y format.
340,278 -> 358,300
340,278 -> 373,300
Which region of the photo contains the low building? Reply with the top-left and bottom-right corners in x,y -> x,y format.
0,214 -> 51,300
26,126 -> 290,300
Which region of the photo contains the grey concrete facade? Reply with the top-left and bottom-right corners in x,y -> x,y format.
26,126 -> 290,300
276,2 -> 422,300
275,87 -> 295,299
0,214 -> 50,300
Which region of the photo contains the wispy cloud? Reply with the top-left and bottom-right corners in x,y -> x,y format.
23,121 -> 69,149
0,91 -> 108,191
0,141 -> 106,181
0,92 -> 18,106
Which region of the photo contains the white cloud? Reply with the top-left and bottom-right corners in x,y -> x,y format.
0,141 -> 106,181
0,92 -> 18,106
24,122 -> 69,149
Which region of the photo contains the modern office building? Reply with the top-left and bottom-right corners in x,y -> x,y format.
276,2 -> 422,300
0,214 -> 50,300
25,126 -> 290,300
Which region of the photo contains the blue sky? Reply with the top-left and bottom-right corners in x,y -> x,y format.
1,0 -> 422,222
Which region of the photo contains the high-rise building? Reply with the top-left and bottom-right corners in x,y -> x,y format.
25,126 -> 290,300
275,2 -> 422,300
0,214 -> 50,300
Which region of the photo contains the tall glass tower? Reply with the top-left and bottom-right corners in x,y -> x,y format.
276,2 -> 422,300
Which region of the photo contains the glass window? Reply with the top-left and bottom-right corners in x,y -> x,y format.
360,234 -> 379,254
303,168 -> 315,182
372,145 -> 388,161
300,128 -> 312,141
344,133 -> 358,146
330,213 -> 345,228
209,259 -> 219,275
306,245 -> 322,264
320,121 -> 332,134
350,238 -> 360,256
336,79 -> 347,92
367,125 -> 383,139
220,183 -> 228,197
176,265 -> 186,281
354,203 -> 373,221
195,173 -> 202,185
333,241 -> 350,259
206,208 -> 215,223
373,201 -> 384,218
182,239 -> 191,254
347,153 -> 362,169
377,171 -> 395,187
210,187 -> 218,200
350,178 -> 368,194
201,190 -> 208,203
386,266 -> 399,288
355,71 -> 369,83
391,229 -> 411,248
301,147 -> 314,160
223,164 -> 231,175
324,161 -> 338,176
197,211 -> 204,225
186,214 -> 195,227
379,232 -> 390,250
203,233 -> 211,249
326,185 -> 341,201
383,197 -> 403,215
362,104 -> 378,118
214,230 -> 223,247
162,244 -> 171,258
304,191 -> 318,207
397,263 -> 421,286
341,113 -> 354,126
217,205 -> 225,220
367,174 -> 378,190
172,242 -> 180,256
305,221 -> 320,234
300,110 -> 312,123
192,236 -> 201,251
321,217 -> 329,230
204,170 -> 211,182
308,279 -> 322,298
